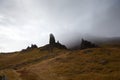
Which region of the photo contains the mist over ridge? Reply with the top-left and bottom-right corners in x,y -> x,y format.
0,0 -> 120,52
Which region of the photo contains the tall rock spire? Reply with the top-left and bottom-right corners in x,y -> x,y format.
49,33 -> 56,44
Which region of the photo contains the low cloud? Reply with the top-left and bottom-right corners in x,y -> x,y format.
0,0 -> 120,52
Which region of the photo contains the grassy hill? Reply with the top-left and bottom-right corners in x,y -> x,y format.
0,44 -> 120,80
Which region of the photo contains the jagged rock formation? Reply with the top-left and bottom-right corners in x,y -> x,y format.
80,39 -> 98,49
40,34 -> 67,50
53,41 -> 67,49
49,34 -> 67,49
31,44 -> 38,48
21,44 -> 38,52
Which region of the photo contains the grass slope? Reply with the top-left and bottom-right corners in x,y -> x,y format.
0,46 -> 120,80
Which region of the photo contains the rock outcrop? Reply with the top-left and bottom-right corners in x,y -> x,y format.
80,39 -> 98,49
40,34 -> 67,50
49,33 -> 56,45
49,34 -> 67,49
21,44 -> 38,52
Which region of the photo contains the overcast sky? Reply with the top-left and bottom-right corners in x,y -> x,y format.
0,0 -> 120,52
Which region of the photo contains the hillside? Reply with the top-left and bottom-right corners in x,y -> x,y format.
0,44 -> 120,80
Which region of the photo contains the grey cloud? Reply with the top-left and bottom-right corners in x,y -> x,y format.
0,0 -> 120,52
91,0 -> 120,37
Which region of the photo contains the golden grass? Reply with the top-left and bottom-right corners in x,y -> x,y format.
0,46 -> 120,80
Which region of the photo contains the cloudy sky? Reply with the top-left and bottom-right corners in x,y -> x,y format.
0,0 -> 120,52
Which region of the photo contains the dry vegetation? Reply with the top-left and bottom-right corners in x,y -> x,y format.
0,44 -> 120,80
